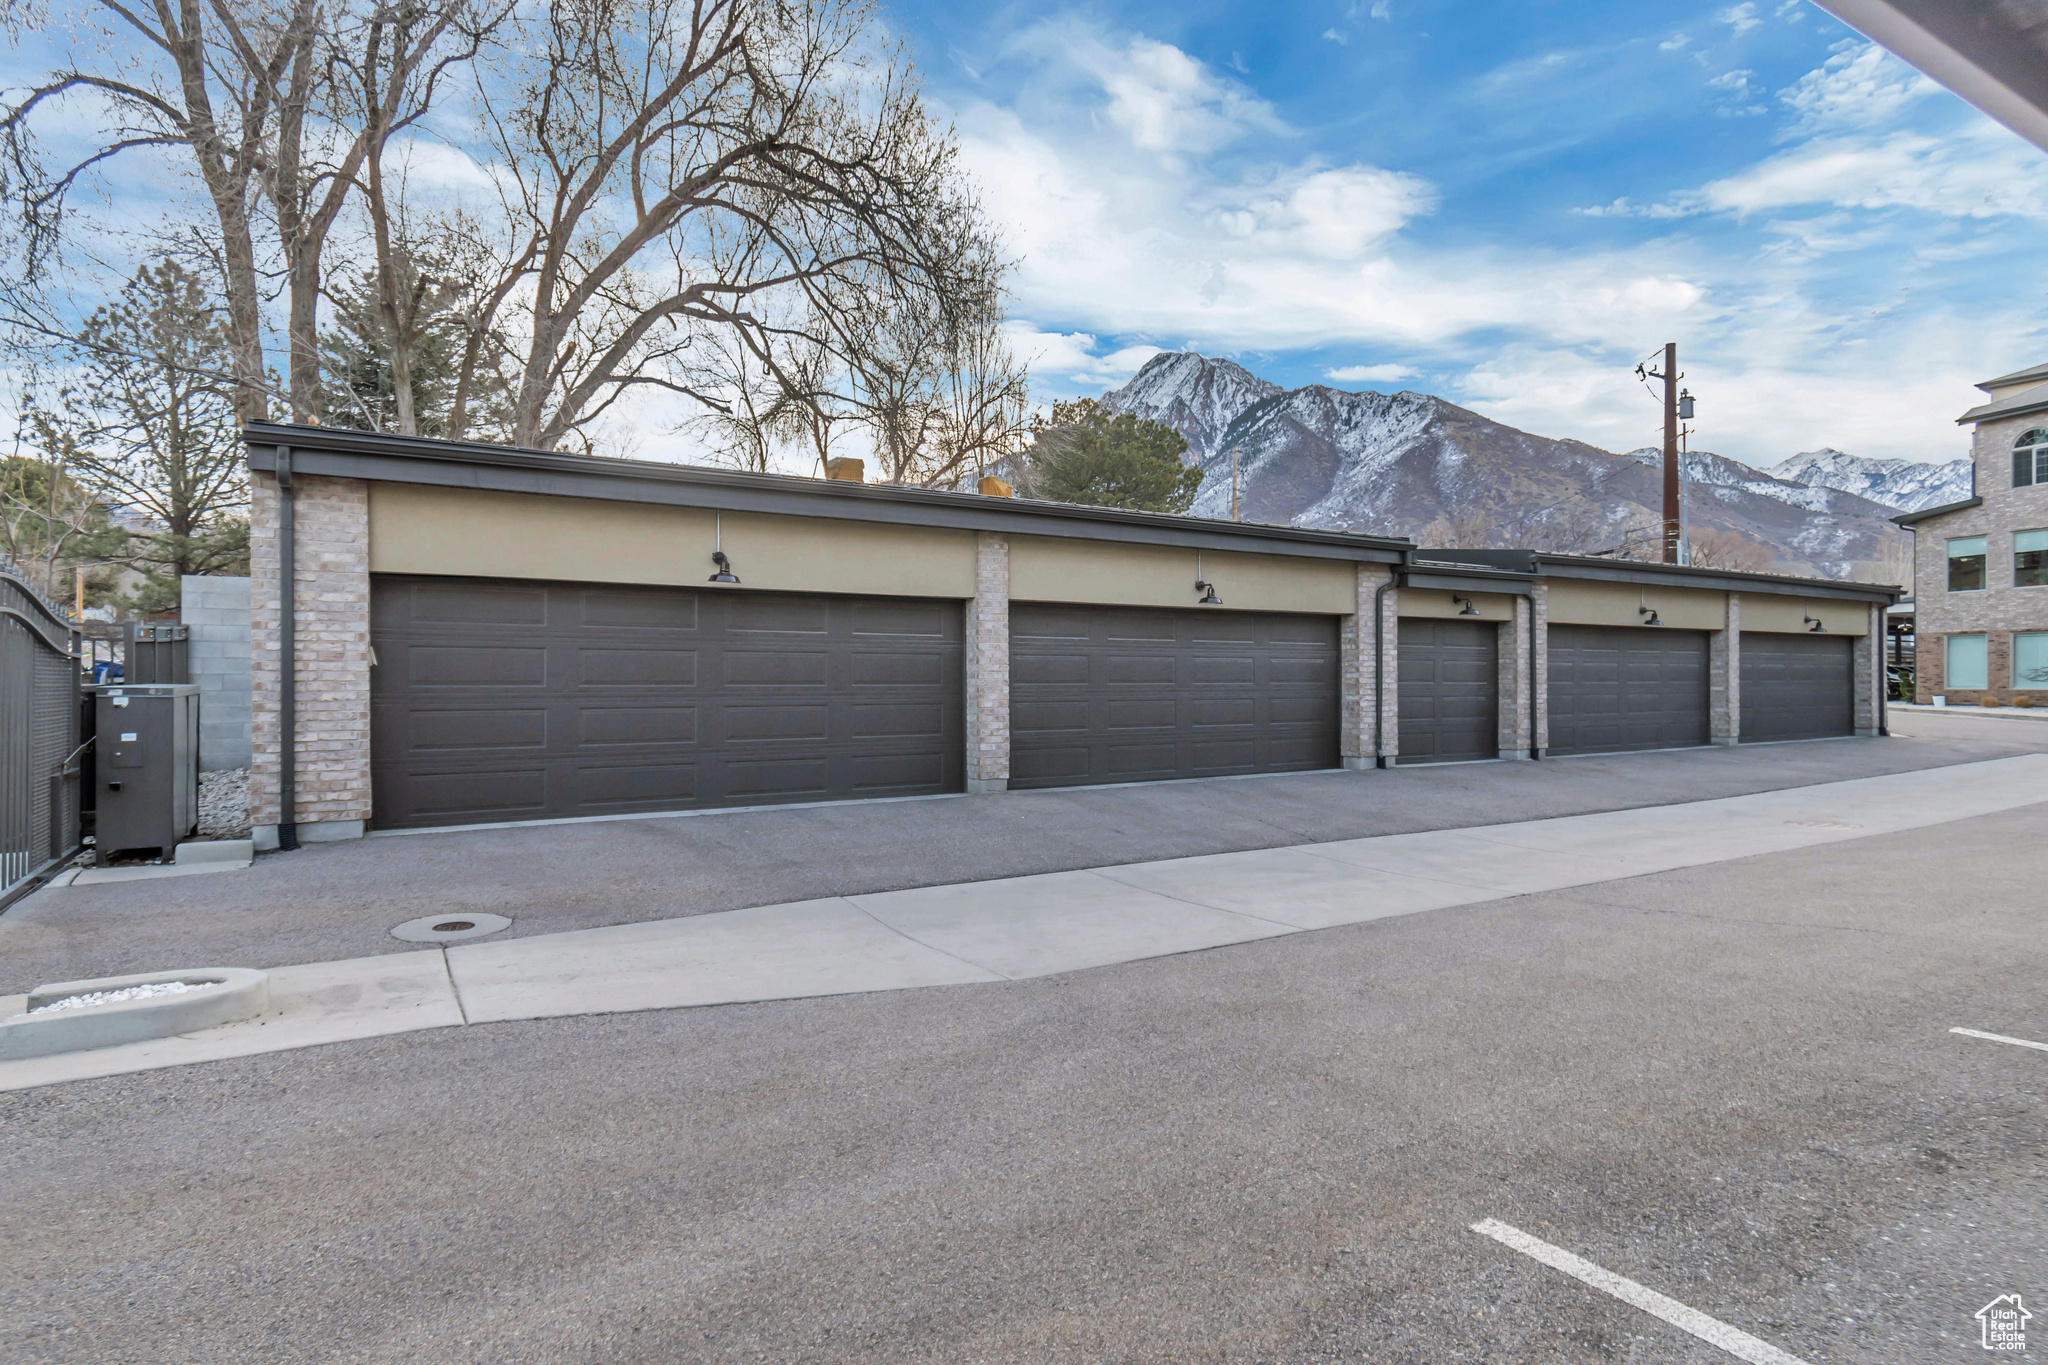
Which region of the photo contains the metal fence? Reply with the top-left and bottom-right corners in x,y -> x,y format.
0,568 -> 81,906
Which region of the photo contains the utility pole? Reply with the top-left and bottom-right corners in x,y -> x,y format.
1231,445 -> 1240,522
1660,342 -> 1679,563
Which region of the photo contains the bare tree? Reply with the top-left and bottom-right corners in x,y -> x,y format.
4,0 -> 501,422
467,0 -> 1010,452
1687,527 -> 1773,573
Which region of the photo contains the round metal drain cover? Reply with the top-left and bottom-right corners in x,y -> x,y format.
391,912 -> 511,944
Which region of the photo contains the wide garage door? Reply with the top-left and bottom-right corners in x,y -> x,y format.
1398,618 -> 1498,763
1741,632 -> 1852,742
1547,625 -> 1710,756
1009,604 -> 1338,788
370,576 -> 962,829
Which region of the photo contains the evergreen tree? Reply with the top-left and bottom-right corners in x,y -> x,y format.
1028,399 -> 1202,514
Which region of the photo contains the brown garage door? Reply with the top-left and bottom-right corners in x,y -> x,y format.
1009,604 -> 1338,788
1398,618 -> 1498,763
1547,625 -> 1710,756
370,576 -> 962,829
1741,632 -> 1852,741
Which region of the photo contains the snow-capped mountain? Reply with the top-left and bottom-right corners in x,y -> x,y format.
1092,352 -> 1911,579
1765,449 -> 1974,512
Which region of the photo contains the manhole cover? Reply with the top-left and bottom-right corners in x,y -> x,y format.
391,913 -> 512,944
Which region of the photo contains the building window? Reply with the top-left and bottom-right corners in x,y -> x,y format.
1947,535 -> 1987,591
2017,429 -> 2048,487
2017,529 -> 2048,587
1946,633 -> 1989,690
2017,633 -> 2048,689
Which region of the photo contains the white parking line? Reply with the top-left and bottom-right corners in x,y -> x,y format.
1470,1219 -> 1810,1365
1951,1027 -> 2048,1053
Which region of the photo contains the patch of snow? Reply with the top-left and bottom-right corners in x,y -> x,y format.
19,980 -> 206,1017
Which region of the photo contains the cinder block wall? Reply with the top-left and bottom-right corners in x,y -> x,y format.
180,574 -> 252,770
250,473 -> 372,832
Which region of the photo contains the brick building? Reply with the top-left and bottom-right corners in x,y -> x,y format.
1895,361 -> 2048,704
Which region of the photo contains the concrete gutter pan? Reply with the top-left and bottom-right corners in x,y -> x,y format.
0,968 -> 270,1061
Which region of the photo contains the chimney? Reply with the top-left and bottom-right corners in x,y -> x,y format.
977,475 -> 1014,498
824,457 -> 864,483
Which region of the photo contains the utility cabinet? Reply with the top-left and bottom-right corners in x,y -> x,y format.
89,684 -> 200,860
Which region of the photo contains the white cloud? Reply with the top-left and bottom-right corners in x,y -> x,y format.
1659,33 -> 1691,52
1321,28 -> 1348,46
1369,1 -> 1392,19
1048,32 -> 1285,155
1778,43 -> 1937,132
1326,364 -> 1416,383
1720,3 -> 1762,35
1005,325 -> 1161,392
1699,129 -> 2048,220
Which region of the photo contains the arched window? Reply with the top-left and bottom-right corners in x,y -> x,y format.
2016,428 -> 2048,487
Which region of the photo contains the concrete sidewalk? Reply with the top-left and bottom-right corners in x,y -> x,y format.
6,752 -> 2045,1093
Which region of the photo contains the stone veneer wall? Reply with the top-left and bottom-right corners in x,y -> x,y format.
1913,409 -> 2048,702
1338,565 -> 1397,767
963,532 -> 1011,793
250,472 -> 373,831
1710,593 -> 1740,743
1494,596 -> 1533,759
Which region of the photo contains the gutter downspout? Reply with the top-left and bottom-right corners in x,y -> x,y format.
277,445 -> 298,852
1528,590 -> 1541,760
1373,571 -> 1397,769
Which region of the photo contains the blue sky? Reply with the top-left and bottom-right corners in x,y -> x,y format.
890,0 -> 2048,466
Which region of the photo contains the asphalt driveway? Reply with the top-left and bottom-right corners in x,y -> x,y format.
3,709 -> 2043,990
1,769 -> 2041,1363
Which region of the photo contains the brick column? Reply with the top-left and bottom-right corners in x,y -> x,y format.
1710,592 -> 1740,745
1495,597 -> 1532,760
1339,564 -> 1396,770
1853,604 -> 1883,735
1530,583 -> 1549,758
963,531 -> 1010,794
251,471 -> 372,846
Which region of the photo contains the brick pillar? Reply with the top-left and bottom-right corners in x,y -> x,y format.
1710,592 -> 1740,745
1340,564 -> 1396,770
1853,603 -> 1883,735
251,471 -> 372,845
1530,583 -> 1549,757
963,531 -> 1010,794
1919,633 -> 1943,703
1495,597 -> 1532,759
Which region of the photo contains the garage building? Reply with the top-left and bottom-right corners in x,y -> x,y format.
242,426 -> 1897,845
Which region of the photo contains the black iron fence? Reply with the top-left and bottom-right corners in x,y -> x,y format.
0,567 -> 81,906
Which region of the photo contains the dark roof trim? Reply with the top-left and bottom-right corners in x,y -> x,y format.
1980,360 -> 2048,392
1403,562 -> 1535,595
1428,547 -> 1896,602
1892,495 -> 1983,526
1957,385 -> 2048,425
244,423 -> 1409,565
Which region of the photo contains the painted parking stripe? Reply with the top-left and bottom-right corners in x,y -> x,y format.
1470,1219 -> 1809,1365
1951,1027 -> 2048,1053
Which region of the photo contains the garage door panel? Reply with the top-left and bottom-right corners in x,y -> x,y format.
406,582 -> 548,627
578,706 -> 696,746
723,704 -> 830,742
580,648 -> 696,687
1106,697 -> 1177,729
580,590 -> 696,630
1740,633 -> 1851,741
1106,654 -> 1177,685
371,577 -> 961,828
1398,619 -> 1497,763
577,763 -> 697,807
408,645 -> 548,688
1010,604 -> 1338,789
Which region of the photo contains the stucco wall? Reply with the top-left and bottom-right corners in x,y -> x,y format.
1006,535 -> 1355,614
1397,588 -> 1517,621
1546,580 -> 1726,631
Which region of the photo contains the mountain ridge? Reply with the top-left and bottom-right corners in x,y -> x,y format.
1097,352 -> 1916,579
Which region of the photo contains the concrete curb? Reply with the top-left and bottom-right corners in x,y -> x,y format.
0,968 -> 270,1061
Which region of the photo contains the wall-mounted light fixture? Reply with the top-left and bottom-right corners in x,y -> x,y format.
1639,605 -> 1663,626
708,512 -> 740,583
1804,613 -> 1826,633
1195,553 -> 1222,605
1452,594 -> 1479,616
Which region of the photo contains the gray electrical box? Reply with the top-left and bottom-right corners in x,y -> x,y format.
90,684 -> 200,860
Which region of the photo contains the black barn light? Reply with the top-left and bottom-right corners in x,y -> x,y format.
1453,594 -> 1479,616
1805,613 -> 1826,633
1639,605 -> 1662,626
709,550 -> 740,584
